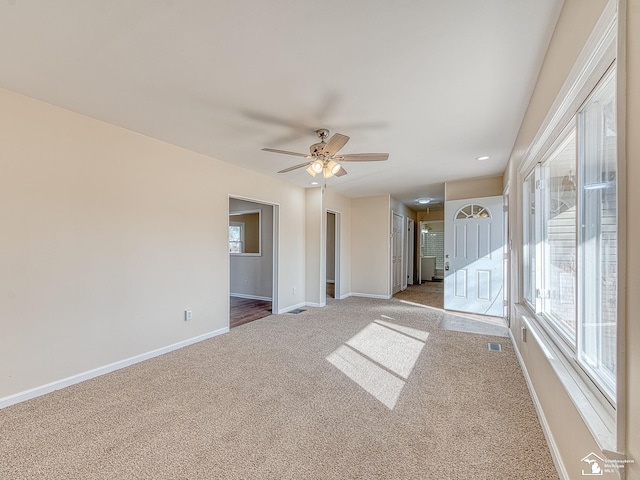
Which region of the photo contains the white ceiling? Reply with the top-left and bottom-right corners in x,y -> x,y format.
0,0 -> 562,208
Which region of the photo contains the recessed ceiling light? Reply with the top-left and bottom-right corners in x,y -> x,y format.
417,198 -> 431,204
477,155 -> 491,161
311,181 -> 318,185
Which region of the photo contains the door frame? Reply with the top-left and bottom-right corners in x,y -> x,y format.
228,195 -> 279,325
324,209 -> 341,302
502,186 -> 510,325
391,210 -> 404,295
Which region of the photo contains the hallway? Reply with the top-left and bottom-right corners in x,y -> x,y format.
393,281 -> 444,309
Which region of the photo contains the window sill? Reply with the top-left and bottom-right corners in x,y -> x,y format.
514,303 -> 618,454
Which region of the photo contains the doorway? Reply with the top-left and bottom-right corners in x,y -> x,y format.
229,197 -> 278,328
325,210 -> 340,300
418,220 -> 444,283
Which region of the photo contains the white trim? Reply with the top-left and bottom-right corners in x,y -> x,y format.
305,302 -> 324,308
614,0 -> 627,454
276,302 -> 306,314
348,292 -> 392,300
515,305 -> 617,452
0,328 -> 228,410
509,328 -> 569,480
230,293 -> 272,301
323,209 -> 341,304
391,210 -> 405,295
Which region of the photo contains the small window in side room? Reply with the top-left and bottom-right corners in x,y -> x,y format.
229,222 -> 244,253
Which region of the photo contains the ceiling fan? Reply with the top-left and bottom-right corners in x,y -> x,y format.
262,129 -> 389,179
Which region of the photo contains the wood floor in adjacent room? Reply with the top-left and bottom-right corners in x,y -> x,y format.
229,296 -> 272,328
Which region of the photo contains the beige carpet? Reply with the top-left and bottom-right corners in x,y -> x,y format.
0,297 -> 557,479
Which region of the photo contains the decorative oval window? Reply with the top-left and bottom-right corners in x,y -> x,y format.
455,204 -> 491,219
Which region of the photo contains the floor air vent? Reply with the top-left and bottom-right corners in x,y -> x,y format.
488,342 -> 502,352
288,308 -> 306,314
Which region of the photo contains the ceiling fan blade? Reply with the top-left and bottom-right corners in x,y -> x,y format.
262,148 -> 310,158
277,162 -> 311,173
322,133 -> 350,156
244,111 -> 306,130
334,166 -> 347,177
339,153 -> 389,162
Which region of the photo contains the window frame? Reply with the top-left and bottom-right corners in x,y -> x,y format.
516,0 -> 623,454
229,209 -> 262,257
228,221 -> 245,254
538,121 -> 578,347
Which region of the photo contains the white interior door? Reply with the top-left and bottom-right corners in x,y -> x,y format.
406,218 -> 415,285
444,196 -> 503,316
392,212 -> 403,294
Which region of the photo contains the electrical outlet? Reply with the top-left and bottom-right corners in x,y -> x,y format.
292,287 -> 296,295
521,326 -> 527,342
184,309 -> 193,321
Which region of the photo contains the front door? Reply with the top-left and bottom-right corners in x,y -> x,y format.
444,196 -> 503,316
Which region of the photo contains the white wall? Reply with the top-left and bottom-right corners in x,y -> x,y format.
229,198 -> 273,299
351,195 -> 391,298
0,88 -> 306,400
445,175 -> 504,201
304,188 -> 323,306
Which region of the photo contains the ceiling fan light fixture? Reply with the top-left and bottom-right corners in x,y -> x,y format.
327,160 -> 341,175
264,129 -> 389,181
311,159 -> 324,173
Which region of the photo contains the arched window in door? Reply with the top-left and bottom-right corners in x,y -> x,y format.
455,204 -> 491,220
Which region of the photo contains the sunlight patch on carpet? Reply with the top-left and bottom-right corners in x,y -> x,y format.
327,345 -> 405,409
327,318 -> 429,409
374,319 -> 430,342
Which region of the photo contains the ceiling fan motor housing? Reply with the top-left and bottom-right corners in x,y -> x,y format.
310,142 -> 326,156
315,128 -> 329,141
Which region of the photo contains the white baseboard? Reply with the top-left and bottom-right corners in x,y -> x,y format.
509,329 -> 568,480
230,293 -> 272,301
305,302 -> 323,308
326,280 -> 335,284
347,292 -> 392,300
0,327 -> 229,410
276,302 -> 306,314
